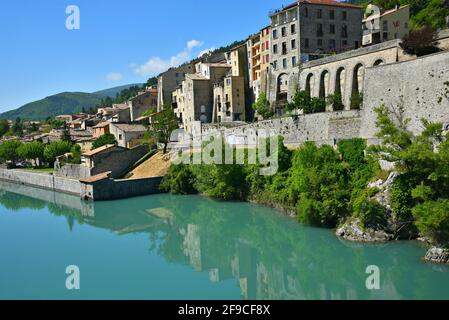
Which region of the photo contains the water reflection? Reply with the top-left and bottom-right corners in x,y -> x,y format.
1,180 -> 448,300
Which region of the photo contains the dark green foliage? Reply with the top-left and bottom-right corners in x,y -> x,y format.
92,133 -> 117,150
327,93 -> 344,111
44,141 -> 72,165
17,141 -> 45,166
350,92 -> 363,110
0,140 -> 23,164
285,90 -> 326,114
160,164 -> 197,195
413,200 -> 449,244
70,144 -> 82,164
149,106 -> 179,153
353,191 -> 388,228
0,119 -> 10,136
400,25 -> 441,57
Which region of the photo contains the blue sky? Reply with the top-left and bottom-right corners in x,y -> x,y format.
0,0 -> 291,112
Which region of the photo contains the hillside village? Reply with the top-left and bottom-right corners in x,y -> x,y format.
0,0 -> 449,265
0,0 -> 448,191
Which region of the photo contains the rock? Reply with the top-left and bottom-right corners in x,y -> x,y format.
425,247 -> 449,264
336,219 -> 393,243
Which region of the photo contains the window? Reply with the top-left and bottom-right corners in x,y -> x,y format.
282,58 -> 287,69
292,56 -> 297,67
291,24 -> 296,34
317,9 -> 322,18
265,54 -> 269,63
405,22 -> 408,29
273,44 -> 278,54
342,39 -> 348,47
282,42 -> 287,55
329,39 -> 336,49
317,23 -> 323,37
330,10 -> 335,19
119,134 -> 123,140
273,29 -> 278,39
273,60 -> 278,70
342,11 -> 347,20
305,38 -> 309,48
330,24 -> 335,34
355,40 -> 359,48
317,39 -> 323,47
291,39 -> 296,49
281,27 -> 287,37
304,7 -> 309,17
341,24 -> 348,38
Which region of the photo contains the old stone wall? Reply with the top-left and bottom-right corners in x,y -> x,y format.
0,169 -> 81,195
360,50 -> 449,140
81,176 -> 163,201
54,164 -> 91,179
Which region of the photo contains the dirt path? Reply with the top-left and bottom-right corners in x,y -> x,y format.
126,152 -> 171,179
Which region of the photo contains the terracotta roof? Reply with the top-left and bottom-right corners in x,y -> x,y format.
93,122 -> 110,129
274,0 -> 361,13
111,123 -> 147,133
79,172 -> 111,184
82,144 -> 116,157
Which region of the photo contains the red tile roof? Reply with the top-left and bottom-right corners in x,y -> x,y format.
82,144 -> 116,157
79,172 -> 111,184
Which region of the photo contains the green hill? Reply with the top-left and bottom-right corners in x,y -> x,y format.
0,92 -> 102,121
93,83 -> 144,98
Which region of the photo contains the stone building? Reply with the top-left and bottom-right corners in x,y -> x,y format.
109,123 -> 147,148
362,5 -> 410,46
157,63 -> 195,110
92,122 -> 110,138
127,86 -> 158,122
268,0 -> 363,111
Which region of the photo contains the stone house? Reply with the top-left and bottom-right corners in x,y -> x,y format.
127,86 -> 158,122
92,122 -> 110,138
362,5 -> 410,46
109,123 -> 147,148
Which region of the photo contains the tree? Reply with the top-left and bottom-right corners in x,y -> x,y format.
44,141 -> 72,166
0,119 -> 10,137
17,141 -> 45,167
11,118 -> 24,136
149,106 -> 179,154
400,25 -> 440,57
91,133 -> 117,150
411,0 -> 449,30
285,90 -> 311,112
0,140 -> 23,165
252,92 -> 274,120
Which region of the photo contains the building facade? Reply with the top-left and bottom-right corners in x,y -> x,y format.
157,63 -> 195,110
268,0 -> 363,111
362,5 -> 410,46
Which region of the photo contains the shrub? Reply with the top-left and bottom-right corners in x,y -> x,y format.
400,25 -> 440,57
160,164 -> 196,195
92,133 -> 117,150
44,141 -> 72,165
353,192 -> 388,229
413,200 -> 449,245
0,140 -> 23,164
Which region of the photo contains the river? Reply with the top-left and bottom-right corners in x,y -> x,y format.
0,181 -> 448,300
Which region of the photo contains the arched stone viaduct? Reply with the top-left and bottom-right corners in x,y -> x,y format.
297,40 -> 406,111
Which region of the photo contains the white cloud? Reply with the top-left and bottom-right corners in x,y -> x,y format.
187,40 -> 203,50
132,40 -> 204,77
106,72 -> 123,81
198,47 -> 216,58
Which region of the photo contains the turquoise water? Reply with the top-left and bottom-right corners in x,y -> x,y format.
0,181 -> 448,300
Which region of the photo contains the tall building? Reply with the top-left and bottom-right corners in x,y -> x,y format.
362,5 -> 410,46
268,0 -> 363,111
157,63 -> 195,110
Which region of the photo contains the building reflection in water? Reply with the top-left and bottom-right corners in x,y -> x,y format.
1,181 -> 448,300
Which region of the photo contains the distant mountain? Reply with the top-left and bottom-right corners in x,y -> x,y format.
93,83 -> 144,98
0,83 -> 145,121
0,92 -> 102,121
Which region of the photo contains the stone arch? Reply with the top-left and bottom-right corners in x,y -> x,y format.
333,67 -> 346,110
305,73 -> 314,97
351,63 -> 364,109
276,73 -> 289,113
319,69 -> 330,99
373,59 -> 384,66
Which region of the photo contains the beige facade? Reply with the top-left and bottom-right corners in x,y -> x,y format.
362,5 -> 410,46
128,86 -> 158,122
157,63 -> 195,110
213,75 -> 246,123
260,26 -> 271,96
109,123 -> 147,148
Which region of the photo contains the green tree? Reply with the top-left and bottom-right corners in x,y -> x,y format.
17,141 -> 45,167
285,90 -> 311,112
149,106 -> 179,154
91,133 -> 117,150
0,140 -> 23,165
0,119 -> 10,136
252,92 -> 274,119
44,141 -> 72,166
11,118 -> 24,136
